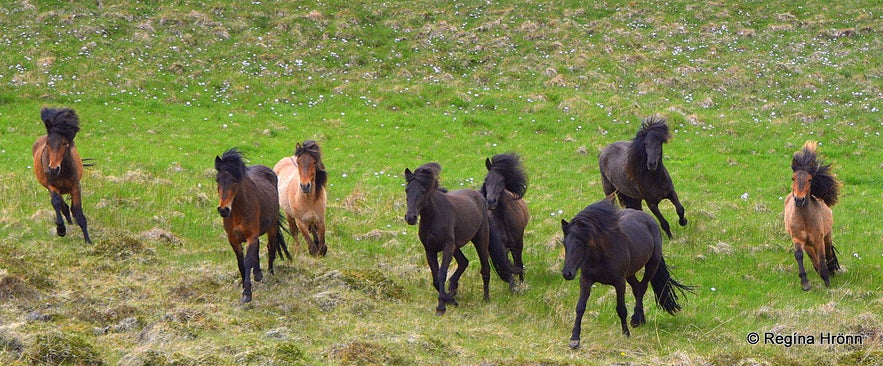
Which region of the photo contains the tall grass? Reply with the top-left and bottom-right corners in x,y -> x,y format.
1,0 -> 881,364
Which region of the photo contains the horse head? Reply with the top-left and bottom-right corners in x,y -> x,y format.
483,158 -> 505,210
41,108 -> 80,176
295,141 -> 325,195
214,149 -> 246,218
791,170 -> 813,208
482,154 -> 527,210
403,162 -> 441,225
560,219 -> 589,281
636,116 -> 670,172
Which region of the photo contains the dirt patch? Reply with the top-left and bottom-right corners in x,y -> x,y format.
0,272 -> 41,302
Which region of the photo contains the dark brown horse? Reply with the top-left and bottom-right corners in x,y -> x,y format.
215,148 -> 290,303
404,162 -> 516,315
274,140 -> 328,256
599,115 -> 687,238
32,107 -> 91,244
561,197 -> 692,349
481,153 -> 529,282
785,141 -> 841,291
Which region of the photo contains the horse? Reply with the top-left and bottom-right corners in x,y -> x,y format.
561,196 -> 693,349
784,141 -> 841,291
273,140 -> 328,256
404,162 -> 516,315
215,148 -> 290,303
32,107 -> 92,244
480,153 -> 529,282
599,115 -> 687,238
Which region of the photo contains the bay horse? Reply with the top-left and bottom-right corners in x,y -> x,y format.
32,107 -> 92,244
784,141 -> 841,291
599,115 -> 687,238
273,140 -> 328,256
404,162 -> 516,315
480,153 -> 529,282
215,148 -> 290,303
561,196 -> 692,349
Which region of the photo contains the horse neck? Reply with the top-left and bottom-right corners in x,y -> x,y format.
419,189 -> 448,219
231,177 -> 259,212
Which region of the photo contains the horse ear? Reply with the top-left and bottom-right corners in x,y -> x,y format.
561,219 -> 569,234
485,157 -> 492,171
404,168 -> 413,178
215,156 -> 223,170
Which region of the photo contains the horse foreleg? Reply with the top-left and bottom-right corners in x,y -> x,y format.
295,217 -> 318,256
286,216 -> 302,252
447,248 -> 469,298
474,232 -> 492,301
667,190 -> 687,227
70,184 -> 91,244
614,279 -> 630,337
228,238 -> 248,301
627,276 -> 646,328
316,219 -> 327,256
435,244 -> 458,314
793,241 -> 811,291
266,226 -> 279,275
49,190 -> 68,237
648,202 -> 673,239
241,236 -> 261,303
569,276 -> 594,350
807,241 -> 830,288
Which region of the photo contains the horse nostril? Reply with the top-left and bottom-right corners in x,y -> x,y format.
48,166 -> 61,176
300,183 -> 312,193
405,214 -> 417,225
218,207 -> 230,217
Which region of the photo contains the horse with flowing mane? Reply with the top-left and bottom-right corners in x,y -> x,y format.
481,153 -> 529,282
784,141 -> 842,291
274,140 -> 328,256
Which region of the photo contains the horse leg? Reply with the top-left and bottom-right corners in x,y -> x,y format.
296,217 -> 318,256
48,191 -> 68,237
286,216 -> 302,252
317,219 -> 327,256
474,230 -> 492,301
627,275 -> 646,328
824,231 -> 839,274
266,226 -> 279,275
569,276 -> 594,350
667,190 -> 688,227
435,243 -> 457,314
793,240 -> 811,291
512,236 -> 525,283
70,184 -> 91,244
241,237 -> 261,303
614,279 -> 630,337
447,248 -> 469,298
227,237 -> 249,302
647,201 -> 673,239
807,240 -> 830,288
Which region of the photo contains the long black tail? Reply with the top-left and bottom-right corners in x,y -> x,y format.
276,218 -> 291,260
487,225 -> 517,284
650,257 -> 695,315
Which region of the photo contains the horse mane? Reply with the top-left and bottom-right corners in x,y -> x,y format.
487,153 -> 528,198
295,140 -> 327,191
626,115 -> 670,178
408,162 -> 448,193
791,141 -> 841,207
570,198 -> 621,246
41,107 -> 80,141
215,148 -> 247,181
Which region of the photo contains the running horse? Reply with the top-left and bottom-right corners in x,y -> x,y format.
784,141 -> 841,291
215,148 -> 290,303
32,107 -> 92,244
599,115 -> 687,238
481,153 -> 529,282
274,140 -> 328,256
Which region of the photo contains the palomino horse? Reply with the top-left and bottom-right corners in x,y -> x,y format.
561,197 -> 692,349
33,107 -> 92,243
784,141 -> 841,291
599,115 -> 687,238
274,140 -> 328,256
404,162 -> 516,315
215,148 -> 290,303
481,153 -> 529,282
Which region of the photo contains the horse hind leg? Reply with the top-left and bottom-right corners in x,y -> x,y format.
447,248 -> 469,298
627,276 -> 646,328
793,241 -> 812,291
614,279 -> 630,337
70,187 -> 91,244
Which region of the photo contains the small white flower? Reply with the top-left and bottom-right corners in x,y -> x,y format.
741,193 -> 749,200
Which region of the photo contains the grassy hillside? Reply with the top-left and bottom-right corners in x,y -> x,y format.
1,1 -> 881,364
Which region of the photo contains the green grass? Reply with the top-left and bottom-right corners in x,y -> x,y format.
1,0 -> 882,364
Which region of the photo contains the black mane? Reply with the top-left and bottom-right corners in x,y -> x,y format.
296,140 -> 327,191
570,198 -> 621,246
215,148 -> 247,181
626,115 -> 670,178
41,107 -> 80,141
408,162 -> 448,193
485,153 -> 528,198
791,141 -> 841,207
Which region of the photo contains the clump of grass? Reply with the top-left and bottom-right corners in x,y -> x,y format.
25,331 -> 104,366
329,340 -> 410,365
0,272 -> 41,303
341,269 -> 406,300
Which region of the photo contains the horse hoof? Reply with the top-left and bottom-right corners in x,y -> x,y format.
240,295 -> 252,303
679,218 -> 688,226
623,329 -> 631,337
801,282 -> 812,291
254,272 -> 263,282
568,340 -> 580,350
56,228 -> 67,237
435,308 -> 446,316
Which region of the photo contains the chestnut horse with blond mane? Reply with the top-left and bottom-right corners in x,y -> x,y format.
274,140 -> 328,256
784,141 -> 842,291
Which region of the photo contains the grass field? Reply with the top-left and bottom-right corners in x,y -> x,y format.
1,1 -> 881,365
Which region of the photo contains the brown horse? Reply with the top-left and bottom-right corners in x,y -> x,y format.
215,148 -> 290,303
33,107 -> 92,244
481,153 -> 529,282
404,162 -> 516,315
274,140 -> 328,256
784,141 -> 841,291
599,115 -> 687,238
561,197 -> 692,349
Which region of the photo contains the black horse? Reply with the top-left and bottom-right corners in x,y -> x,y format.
599,115 -> 687,238
404,162 -> 516,315
481,153 -> 529,282
561,197 -> 692,349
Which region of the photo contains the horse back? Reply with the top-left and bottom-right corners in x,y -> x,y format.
599,141 -> 637,196
273,157 -> 298,214
617,209 -> 662,271
246,165 -> 280,231
440,189 -> 488,246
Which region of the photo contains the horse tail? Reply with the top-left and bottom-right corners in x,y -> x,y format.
827,245 -> 840,274
277,217 -> 292,260
487,225 -> 517,284
650,257 -> 694,315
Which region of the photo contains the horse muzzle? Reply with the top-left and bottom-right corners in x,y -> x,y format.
562,269 -> 577,281
404,213 -> 418,225
300,182 -> 313,194
486,198 -> 498,210
217,206 -> 231,217
646,161 -> 659,172
793,196 -> 807,208
48,165 -> 62,176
